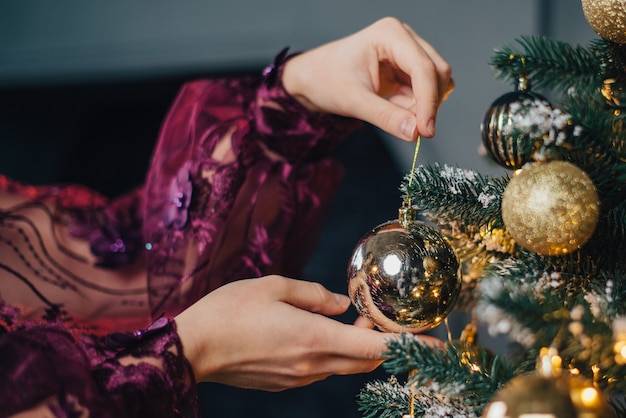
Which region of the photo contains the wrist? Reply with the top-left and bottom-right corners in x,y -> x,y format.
281,53 -> 319,112
174,314 -> 204,381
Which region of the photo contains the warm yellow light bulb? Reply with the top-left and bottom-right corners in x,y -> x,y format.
580,387 -> 600,408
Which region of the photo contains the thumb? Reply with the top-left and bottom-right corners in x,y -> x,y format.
276,278 -> 351,316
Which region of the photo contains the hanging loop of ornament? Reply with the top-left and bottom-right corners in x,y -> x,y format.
401,135 -> 421,228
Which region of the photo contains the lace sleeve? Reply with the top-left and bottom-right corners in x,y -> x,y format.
143,49 -> 363,318
0,177 -> 151,334
0,301 -> 197,418
0,49 -> 363,330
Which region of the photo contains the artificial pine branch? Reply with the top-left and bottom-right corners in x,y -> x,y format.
402,164 -> 513,259
589,39 -> 626,107
488,36 -> 626,181
357,377 -> 411,418
380,334 -> 514,415
476,261 -> 626,393
357,377 -> 481,418
489,35 -> 600,95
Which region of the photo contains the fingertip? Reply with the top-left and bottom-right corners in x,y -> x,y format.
333,293 -> 351,309
424,118 -> 436,138
400,117 -> 418,141
406,333 -> 445,348
353,315 -> 375,329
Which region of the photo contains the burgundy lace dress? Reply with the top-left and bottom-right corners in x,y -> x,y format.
0,51 -> 361,417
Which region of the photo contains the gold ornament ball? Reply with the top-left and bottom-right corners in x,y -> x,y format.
482,373 -> 612,418
582,0 -> 626,43
502,161 -> 600,256
347,219 -> 462,333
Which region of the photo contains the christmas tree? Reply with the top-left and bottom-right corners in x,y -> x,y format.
353,1 -> 626,417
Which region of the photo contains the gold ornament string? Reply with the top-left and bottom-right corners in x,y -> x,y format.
400,136 -> 421,228
407,135 -> 422,190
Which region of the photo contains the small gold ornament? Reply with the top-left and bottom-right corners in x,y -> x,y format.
582,0 -> 626,44
501,161 -> 600,256
482,373 -> 577,418
482,373 -> 612,418
483,347 -> 612,418
347,207 -> 462,333
481,75 -> 553,169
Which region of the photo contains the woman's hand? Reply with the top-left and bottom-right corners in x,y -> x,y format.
175,275 -> 440,391
282,17 -> 454,141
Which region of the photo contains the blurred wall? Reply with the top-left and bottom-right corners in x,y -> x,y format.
0,1 -> 597,175
0,0 -> 598,176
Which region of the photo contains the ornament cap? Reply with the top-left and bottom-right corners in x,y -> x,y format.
398,202 -> 416,228
515,74 -> 530,92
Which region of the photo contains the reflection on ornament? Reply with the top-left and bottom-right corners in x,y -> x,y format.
501,161 -> 600,256
347,212 -> 462,333
582,0 -> 626,44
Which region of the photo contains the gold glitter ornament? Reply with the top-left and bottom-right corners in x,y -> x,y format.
501,161 -> 600,256
582,0 -> 626,44
347,207 -> 462,333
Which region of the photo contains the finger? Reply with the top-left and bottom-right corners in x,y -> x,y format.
376,33 -> 439,137
353,315 -> 375,329
323,323 -> 445,362
324,322 -> 393,360
443,77 -> 455,102
379,22 -> 454,136
402,23 -> 455,104
388,93 -> 416,111
309,355 -> 384,378
409,334 -> 446,348
284,334 -> 445,387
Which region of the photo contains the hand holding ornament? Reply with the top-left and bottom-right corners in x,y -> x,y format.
175,275 -> 443,391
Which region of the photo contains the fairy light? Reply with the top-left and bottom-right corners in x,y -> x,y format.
538,347 -> 562,377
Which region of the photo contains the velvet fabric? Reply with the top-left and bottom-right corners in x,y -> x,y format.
0,51 -> 362,416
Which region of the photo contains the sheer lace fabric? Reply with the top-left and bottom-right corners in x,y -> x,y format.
0,51 -> 362,416
1,302 -> 196,417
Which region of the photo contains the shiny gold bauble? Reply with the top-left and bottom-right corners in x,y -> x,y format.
347,218 -> 462,333
482,373 -> 613,418
501,161 -> 600,256
582,0 -> 626,44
